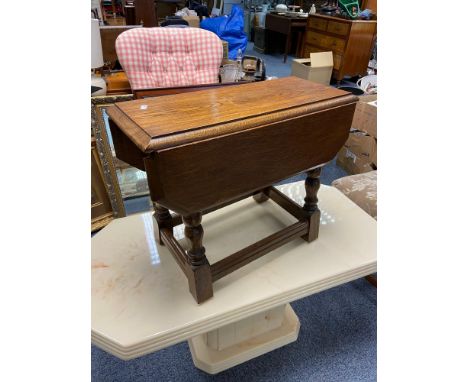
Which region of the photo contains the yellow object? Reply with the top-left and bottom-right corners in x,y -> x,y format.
182,16 -> 200,28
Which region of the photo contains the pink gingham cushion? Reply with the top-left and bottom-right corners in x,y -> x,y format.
115,27 -> 223,90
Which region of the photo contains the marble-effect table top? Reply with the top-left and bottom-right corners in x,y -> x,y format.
92,182 -> 376,359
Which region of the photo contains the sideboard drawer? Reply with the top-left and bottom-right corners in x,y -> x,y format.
303,43 -> 323,57
305,31 -> 346,54
322,36 -> 346,53
327,21 -> 350,36
305,30 -> 325,46
308,17 -> 328,31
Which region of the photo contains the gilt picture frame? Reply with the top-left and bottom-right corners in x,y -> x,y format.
91,94 -> 134,221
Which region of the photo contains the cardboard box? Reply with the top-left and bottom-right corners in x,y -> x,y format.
336,94 -> 377,174
352,94 -> 377,138
182,16 -> 200,28
345,130 -> 377,163
221,59 -> 236,66
370,137 -> 377,165
359,94 -> 378,103
291,52 -> 333,85
336,146 -> 376,175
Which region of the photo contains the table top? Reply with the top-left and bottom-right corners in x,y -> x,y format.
311,12 -> 377,24
106,76 -> 355,153
92,182 -> 376,360
267,12 -> 308,21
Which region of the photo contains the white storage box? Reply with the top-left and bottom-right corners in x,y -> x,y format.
291,51 -> 334,85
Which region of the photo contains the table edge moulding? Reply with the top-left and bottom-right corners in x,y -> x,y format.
106,77 -> 358,303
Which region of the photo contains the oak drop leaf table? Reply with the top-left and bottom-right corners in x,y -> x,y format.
107,76 -> 357,303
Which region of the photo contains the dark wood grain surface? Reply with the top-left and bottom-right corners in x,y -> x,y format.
150,103 -> 355,214
211,221 -> 309,281
107,77 -> 355,151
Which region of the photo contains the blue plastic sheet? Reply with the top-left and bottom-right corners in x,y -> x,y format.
200,5 -> 247,60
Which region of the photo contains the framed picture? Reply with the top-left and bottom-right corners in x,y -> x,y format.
92,136 -> 118,231
91,94 -> 150,225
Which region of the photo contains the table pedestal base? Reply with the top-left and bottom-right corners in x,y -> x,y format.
188,304 -> 300,374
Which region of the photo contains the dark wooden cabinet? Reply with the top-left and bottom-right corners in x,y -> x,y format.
134,0 -> 157,26
265,13 -> 307,63
300,14 -> 376,81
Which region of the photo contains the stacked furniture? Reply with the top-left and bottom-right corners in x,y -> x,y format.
300,14 -> 376,82
106,77 -> 357,303
92,181 -> 377,372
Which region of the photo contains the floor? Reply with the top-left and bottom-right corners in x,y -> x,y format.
244,41 -> 359,87
93,41 -> 375,381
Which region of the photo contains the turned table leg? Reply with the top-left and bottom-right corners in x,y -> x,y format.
302,168 -> 321,242
183,213 -> 213,303
153,203 -> 172,245
145,156 -> 174,245
253,188 -> 270,203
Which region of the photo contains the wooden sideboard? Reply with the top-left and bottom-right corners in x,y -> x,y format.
300,14 -> 376,82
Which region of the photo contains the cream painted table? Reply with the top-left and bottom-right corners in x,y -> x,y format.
92,182 -> 376,374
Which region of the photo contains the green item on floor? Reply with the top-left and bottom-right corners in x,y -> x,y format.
338,0 -> 360,19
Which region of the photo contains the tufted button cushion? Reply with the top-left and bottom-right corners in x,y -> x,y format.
115,27 -> 223,90
332,171 -> 377,219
